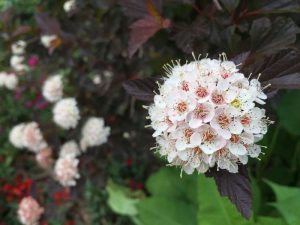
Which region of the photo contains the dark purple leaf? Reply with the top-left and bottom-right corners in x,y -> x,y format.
267,73 -> 300,89
205,165 -> 252,219
12,25 -> 32,37
128,16 -> 171,57
245,49 -> 300,82
35,12 -> 61,35
250,17 -> 300,55
123,77 -> 163,102
220,0 -> 240,12
172,17 -> 209,53
259,0 -> 299,11
119,0 -> 162,19
230,51 -> 250,68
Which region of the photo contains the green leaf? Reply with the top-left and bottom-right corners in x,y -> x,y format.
146,167 -> 198,204
198,175 -> 247,225
276,90 -> 300,135
266,180 -> 300,225
138,197 -> 198,225
106,180 -> 139,216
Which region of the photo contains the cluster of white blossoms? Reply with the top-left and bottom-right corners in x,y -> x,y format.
10,40 -> 28,72
18,196 -> 44,225
42,75 -> 63,102
40,34 -> 60,49
63,0 -> 77,12
54,141 -> 81,187
0,71 -> 18,90
53,98 -> 80,129
148,56 -> 272,174
9,122 -> 48,153
80,117 -> 111,151
59,140 -> 81,158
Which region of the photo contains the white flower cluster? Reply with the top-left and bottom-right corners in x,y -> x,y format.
9,122 -> 48,153
0,71 -> 18,90
80,117 -> 111,151
148,57 -> 271,174
63,0 -> 77,12
10,40 -> 28,72
42,75 -> 63,102
18,196 -> 44,225
41,34 -> 60,49
53,98 -> 80,129
54,141 -> 80,187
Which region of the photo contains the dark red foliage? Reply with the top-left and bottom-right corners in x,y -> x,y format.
53,188 -> 70,205
1,176 -> 33,202
128,179 -> 144,191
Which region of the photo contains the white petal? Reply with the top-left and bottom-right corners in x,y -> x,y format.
228,143 -> 247,155
190,133 -> 202,146
175,139 -> 187,151
229,119 -> 243,134
189,117 -> 203,129
177,150 -> 189,161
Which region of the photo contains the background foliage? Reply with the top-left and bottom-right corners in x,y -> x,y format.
1,0 -> 300,224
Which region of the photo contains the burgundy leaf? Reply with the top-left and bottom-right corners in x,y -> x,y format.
119,0 -> 162,19
35,12 -> 61,35
267,73 -> 300,89
128,16 -> 171,58
123,77 -> 163,102
230,51 -> 250,68
245,49 -> 300,82
205,165 -> 252,219
250,17 -> 300,55
172,17 -> 209,53
12,25 -> 32,37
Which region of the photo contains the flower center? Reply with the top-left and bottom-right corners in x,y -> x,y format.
194,105 -> 209,119
217,148 -> 227,157
231,99 -> 241,108
176,101 -> 188,113
211,91 -> 225,105
181,81 -> 189,91
218,114 -> 230,128
202,130 -> 215,142
184,128 -> 193,139
192,147 -> 202,155
241,115 -> 251,126
221,73 -> 229,79
230,134 -> 240,143
196,86 -> 208,98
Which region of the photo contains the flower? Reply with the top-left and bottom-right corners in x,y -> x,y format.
27,56 -> 39,67
54,157 -> 80,187
9,123 -> 26,149
35,148 -> 54,169
80,117 -> 110,151
40,35 -> 61,49
0,72 -> 18,90
22,122 -> 48,153
18,196 -> 44,225
148,57 -> 271,174
11,40 -> 26,55
10,55 -> 28,72
42,75 -> 63,102
63,0 -> 76,12
59,140 -> 81,158
53,98 -> 80,129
